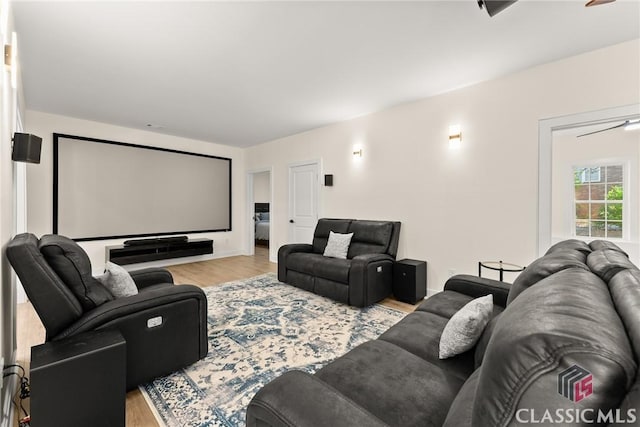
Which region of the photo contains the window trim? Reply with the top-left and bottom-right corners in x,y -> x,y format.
570,160 -> 629,241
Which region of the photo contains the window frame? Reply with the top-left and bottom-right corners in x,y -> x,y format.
570,160 -> 629,241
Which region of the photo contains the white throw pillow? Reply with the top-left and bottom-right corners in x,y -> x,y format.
96,262 -> 139,298
439,294 -> 493,359
323,231 -> 354,259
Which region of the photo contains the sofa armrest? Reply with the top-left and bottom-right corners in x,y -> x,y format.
444,274 -> 510,307
349,254 -> 394,307
278,244 -> 313,282
352,253 -> 394,264
53,284 -> 206,340
53,283 -> 209,389
247,371 -> 388,427
129,267 -> 174,289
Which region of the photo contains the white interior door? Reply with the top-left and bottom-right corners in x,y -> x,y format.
288,161 -> 319,244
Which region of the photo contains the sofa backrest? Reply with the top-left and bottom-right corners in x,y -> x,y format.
347,220 -> 398,259
506,250 -> 589,304
39,234 -> 114,310
7,233 -> 85,340
468,239 -> 639,426
311,219 -> 401,259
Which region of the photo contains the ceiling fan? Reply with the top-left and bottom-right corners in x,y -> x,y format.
577,119 -> 640,138
585,0 -> 616,6
478,0 -> 615,17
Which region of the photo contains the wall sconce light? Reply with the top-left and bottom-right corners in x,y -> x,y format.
5,32 -> 17,89
4,43 -> 11,66
449,124 -> 462,149
353,148 -> 363,157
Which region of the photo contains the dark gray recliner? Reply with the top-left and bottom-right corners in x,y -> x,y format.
7,233 -> 208,390
278,219 -> 401,307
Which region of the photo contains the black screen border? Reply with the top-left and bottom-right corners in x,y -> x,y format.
53,133 -> 232,241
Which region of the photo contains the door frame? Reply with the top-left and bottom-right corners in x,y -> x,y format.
287,159 -> 322,244
538,103 -> 640,257
246,166 -> 273,258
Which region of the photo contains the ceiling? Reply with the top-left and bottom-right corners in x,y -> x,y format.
12,1 -> 640,147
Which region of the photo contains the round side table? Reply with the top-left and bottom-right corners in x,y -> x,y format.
478,260 -> 525,282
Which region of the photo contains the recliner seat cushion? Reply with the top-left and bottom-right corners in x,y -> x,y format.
315,340 -> 465,427
39,234 -> 114,310
286,253 -> 351,283
378,310 -> 476,380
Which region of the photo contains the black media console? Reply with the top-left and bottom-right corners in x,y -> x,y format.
106,238 -> 213,265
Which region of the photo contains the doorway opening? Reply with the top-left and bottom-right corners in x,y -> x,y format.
539,104 -> 640,262
247,168 -> 273,259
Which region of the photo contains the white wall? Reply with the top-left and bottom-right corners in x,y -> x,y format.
253,171 -> 271,204
0,2 -> 23,422
245,39 -> 640,291
25,111 -> 246,274
21,40 -> 640,289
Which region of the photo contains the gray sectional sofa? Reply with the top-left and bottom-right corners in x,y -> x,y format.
247,239 -> 640,426
278,218 -> 401,307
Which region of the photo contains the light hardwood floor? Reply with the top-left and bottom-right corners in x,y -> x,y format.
16,246 -> 415,426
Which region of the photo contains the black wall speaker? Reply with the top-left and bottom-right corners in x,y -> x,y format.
12,132 -> 42,163
324,174 -> 333,186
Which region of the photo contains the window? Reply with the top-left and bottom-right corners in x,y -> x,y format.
573,164 -> 623,238
578,167 -> 601,184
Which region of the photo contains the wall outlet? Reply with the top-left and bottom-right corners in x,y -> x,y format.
448,269 -> 456,277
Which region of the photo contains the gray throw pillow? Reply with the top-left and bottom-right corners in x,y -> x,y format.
323,231 -> 354,259
96,262 -> 138,298
439,294 -> 493,359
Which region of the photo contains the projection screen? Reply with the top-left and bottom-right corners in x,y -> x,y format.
54,134 -> 232,241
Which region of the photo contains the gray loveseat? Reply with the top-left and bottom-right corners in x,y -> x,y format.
278,218 -> 401,307
248,239 -> 640,426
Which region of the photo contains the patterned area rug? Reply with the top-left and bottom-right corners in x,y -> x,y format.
141,273 -> 405,427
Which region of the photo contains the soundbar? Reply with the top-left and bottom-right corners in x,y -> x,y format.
123,236 -> 188,247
